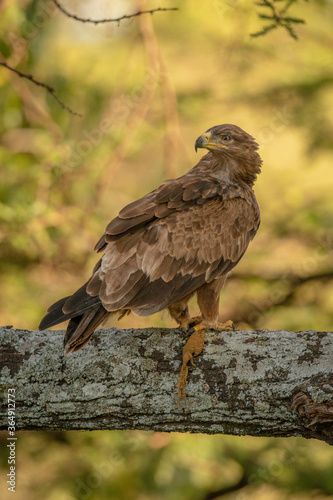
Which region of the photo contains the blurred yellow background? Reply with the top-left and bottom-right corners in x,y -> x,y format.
0,1 -> 333,499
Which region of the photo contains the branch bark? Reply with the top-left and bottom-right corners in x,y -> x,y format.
1,326 -> 332,444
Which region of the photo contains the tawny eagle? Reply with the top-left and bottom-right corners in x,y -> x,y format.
39,124 -> 262,400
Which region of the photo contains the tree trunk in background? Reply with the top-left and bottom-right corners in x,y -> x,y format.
1,326 -> 332,444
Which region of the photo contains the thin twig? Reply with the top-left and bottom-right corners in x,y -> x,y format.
53,0 -> 178,25
251,0 -> 304,39
230,270 -> 333,327
0,61 -> 82,117
231,270 -> 333,285
203,474 -> 249,500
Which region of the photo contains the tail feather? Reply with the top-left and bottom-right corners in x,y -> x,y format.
39,297 -> 71,330
47,296 -> 71,313
64,306 -> 110,354
38,296 -> 101,330
39,278 -> 110,353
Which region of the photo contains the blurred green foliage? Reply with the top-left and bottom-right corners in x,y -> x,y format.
1,0 -> 333,499
1,430 -> 333,499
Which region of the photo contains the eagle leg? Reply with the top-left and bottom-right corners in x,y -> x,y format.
168,293 -> 196,329
177,319 -> 235,404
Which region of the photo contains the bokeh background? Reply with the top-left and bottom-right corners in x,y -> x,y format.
1,0 -> 333,499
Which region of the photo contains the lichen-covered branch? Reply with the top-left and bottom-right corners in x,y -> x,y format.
0,326 -> 332,444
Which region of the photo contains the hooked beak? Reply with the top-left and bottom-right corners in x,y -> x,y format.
195,132 -> 227,152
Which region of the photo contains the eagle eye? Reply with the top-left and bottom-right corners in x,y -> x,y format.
221,135 -> 231,141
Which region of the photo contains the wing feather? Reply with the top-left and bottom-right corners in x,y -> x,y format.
91,176 -> 260,316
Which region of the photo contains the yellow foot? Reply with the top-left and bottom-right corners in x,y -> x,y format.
177,319 -> 235,404
190,319 -> 235,333
177,329 -> 205,404
188,315 -> 203,328
178,315 -> 203,331
198,319 -> 235,332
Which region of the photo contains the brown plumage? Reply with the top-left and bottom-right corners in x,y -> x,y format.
39,124 -> 262,359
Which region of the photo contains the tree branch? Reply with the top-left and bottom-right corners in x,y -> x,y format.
0,61 -> 82,117
1,326 -> 332,444
251,0 -> 305,40
229,270 -> 333,327
53,0 -> 178,25
203,473 -> 249,500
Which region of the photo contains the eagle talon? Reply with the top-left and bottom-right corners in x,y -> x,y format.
177,329 -> 206,404
177,319 -> 235,403
188,315 -> 203,328
206,320 -> 235,331
178,315 -> 203,332
193,319 -> 235,332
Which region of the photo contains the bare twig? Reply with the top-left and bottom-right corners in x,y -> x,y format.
203,474 -> 249,500
232,270 -> 333,286
251,0 -> 305,40
230,270 -> 333,327
0,61 -> 82,117
268,270 -> 333,308
53,0 -> 178,25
